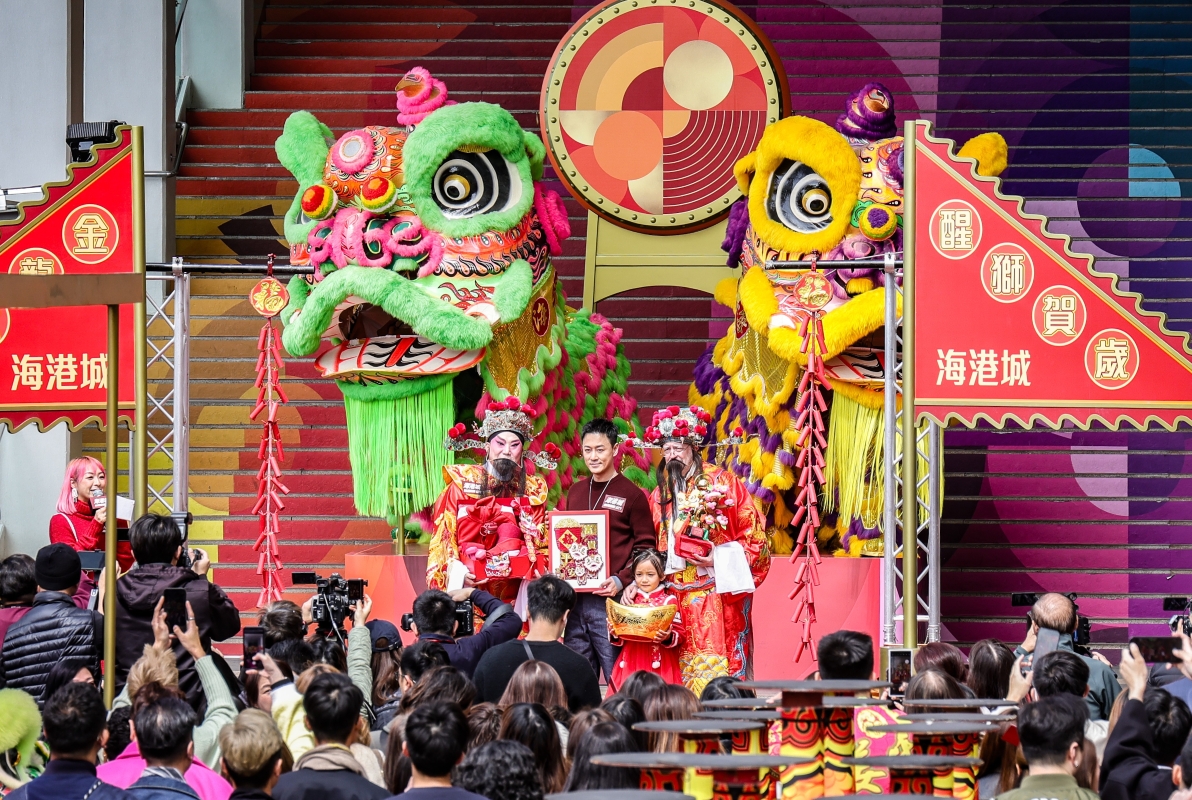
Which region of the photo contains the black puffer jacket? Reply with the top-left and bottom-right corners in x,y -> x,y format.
114,563 -> 241,709
0,592 -> 102,704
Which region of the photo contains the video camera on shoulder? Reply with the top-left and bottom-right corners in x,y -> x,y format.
400,599 -> 475,638
293,571 -> 366,635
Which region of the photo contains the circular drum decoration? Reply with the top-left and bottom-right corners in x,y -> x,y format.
541,0 -> 789,234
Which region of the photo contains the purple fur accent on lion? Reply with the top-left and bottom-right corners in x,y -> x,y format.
777,449 -> 797,468
835,82 -> 897,141
841,517 -> 883,552
722,199 -> 750,265
889,141 -> 904,185
693,344 -> 723,396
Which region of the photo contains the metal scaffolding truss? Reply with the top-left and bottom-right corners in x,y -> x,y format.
881,255 -> 943,649
144,260 -> 190,521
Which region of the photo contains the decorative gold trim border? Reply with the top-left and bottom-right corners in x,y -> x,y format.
540,0 -> 789,235
919,408 -> 1192,434
0,410 -> 136,434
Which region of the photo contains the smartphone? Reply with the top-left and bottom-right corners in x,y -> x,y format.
1131,636 -> 1182,664
242,626 -> 265,676
348,579 -> 365,604
1033,626 -> 1062,663
163,588 -> 188,632
888,648 -> 912,699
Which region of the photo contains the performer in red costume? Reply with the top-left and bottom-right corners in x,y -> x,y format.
50,456 -> 134,572
625,406 -> 770,694
428,398 -> 561,606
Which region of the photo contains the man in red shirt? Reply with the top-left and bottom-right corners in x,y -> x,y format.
561,418 -> 655,683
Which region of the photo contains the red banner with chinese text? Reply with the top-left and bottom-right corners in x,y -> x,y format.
0,127 -> 139,432
913,120 -> 1192,430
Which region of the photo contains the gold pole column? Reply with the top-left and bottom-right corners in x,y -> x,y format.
104,303 -> 120,707
900,120 -> 919,650
132,126 -> 148,517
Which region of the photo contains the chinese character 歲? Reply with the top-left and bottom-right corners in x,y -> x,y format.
969,349 -> 999,386
1093,338 -> 1130,381
80,353 -> 108,390
939,208 -> 974,251
936,348 -> 966,385
990,252 -> 1025,296
1042,294 -> 1078,337
11,354 -> 44,390
17,256 -> 55,275
72,212 -> 111,255
1001,350 -> 1031,386
46,353 -> 79,390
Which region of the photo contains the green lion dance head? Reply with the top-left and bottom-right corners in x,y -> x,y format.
276,69 -> 576,519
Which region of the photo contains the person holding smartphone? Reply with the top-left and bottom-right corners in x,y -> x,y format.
1013,593 -> 1120,721
49,456 -> 134,573
113,514 -> 241,710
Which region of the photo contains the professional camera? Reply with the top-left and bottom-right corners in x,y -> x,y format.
1165,597 -> 1192,636
400,599 -> 475,638
293,571 -> 366,635
1011,591 -> 1092,652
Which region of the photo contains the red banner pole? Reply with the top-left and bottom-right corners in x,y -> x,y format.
104,302 -> 119,707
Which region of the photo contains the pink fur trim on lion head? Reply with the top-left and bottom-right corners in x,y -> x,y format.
533,186 -> 571,256
395,67 -> 452,126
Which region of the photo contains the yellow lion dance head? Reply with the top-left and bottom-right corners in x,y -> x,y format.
692,83 -> 1006,555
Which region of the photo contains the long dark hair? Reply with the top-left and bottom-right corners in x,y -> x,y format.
563,721 -> 639,791
498,702 -> 567,794
655,448 -> 702,524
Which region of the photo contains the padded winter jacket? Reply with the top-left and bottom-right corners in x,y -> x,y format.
0,591 -> 103,704
114,563 -> 241,709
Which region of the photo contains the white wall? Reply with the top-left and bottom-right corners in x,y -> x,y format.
84,0 -> 175,263
0,0 -> 81,187
0,427 -> 79,557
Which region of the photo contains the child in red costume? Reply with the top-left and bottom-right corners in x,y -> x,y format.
609,549 -> 684,689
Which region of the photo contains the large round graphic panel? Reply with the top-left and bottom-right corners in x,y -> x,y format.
541,0 -> 789,234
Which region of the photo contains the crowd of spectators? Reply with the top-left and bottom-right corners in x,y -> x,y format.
10,508 -> 1192,800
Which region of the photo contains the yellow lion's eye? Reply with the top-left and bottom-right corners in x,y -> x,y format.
801,188 -> 829,216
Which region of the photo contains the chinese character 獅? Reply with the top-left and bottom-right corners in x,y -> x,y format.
46,353 -> 79,390
11,354 -> 44,391
80,353 -> 107,390
939,208 -> 974,251
1093,338 -> 1130,382
1042,294 -> 1078,337
990,252 -> 1025,296
969,349 -> 999,386
1001,350 -> 1031,387
936,348 -> 966,386
17,256 -> 55,275
71,212 -> 111,255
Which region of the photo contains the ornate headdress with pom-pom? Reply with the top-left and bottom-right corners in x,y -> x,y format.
621,405 -> 748,450
445,396 -> 561,470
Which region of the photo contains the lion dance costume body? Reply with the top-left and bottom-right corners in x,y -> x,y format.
692,84 -> 1008,555
276,69 -> 648,523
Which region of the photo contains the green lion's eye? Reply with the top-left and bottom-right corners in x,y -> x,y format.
432,149 -> 521,219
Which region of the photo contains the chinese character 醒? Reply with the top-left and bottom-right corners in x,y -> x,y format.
939,208 -> 974,251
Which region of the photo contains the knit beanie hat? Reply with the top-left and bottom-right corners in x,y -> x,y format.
35,543 -> 82,592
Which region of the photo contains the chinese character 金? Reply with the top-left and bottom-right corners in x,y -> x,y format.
1042,294 -> 1078,337
46,353 -> 79,390
936,348 -> 966,386
969,349 -> 998,386
72,212 -> 111,255
990,253 -> 1025,296
1094,338 -> 1130,381
939,208 -> 974,251
1001,350 -> 1031,387
80,353 -> 108,390
17,256 -> 55,275
11,354 -> 44,391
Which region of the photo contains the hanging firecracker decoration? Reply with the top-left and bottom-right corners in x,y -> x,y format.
249,255 -> 291,606
788,258 -> 833,662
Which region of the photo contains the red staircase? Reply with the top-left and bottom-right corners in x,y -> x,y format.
175,0 -> 713,624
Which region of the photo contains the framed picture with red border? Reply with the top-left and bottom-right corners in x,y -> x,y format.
548,510 -> 610,591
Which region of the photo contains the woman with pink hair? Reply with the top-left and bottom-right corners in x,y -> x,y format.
49,456 -> 134,571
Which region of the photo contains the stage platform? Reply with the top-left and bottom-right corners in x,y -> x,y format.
346,543 -> 881,676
